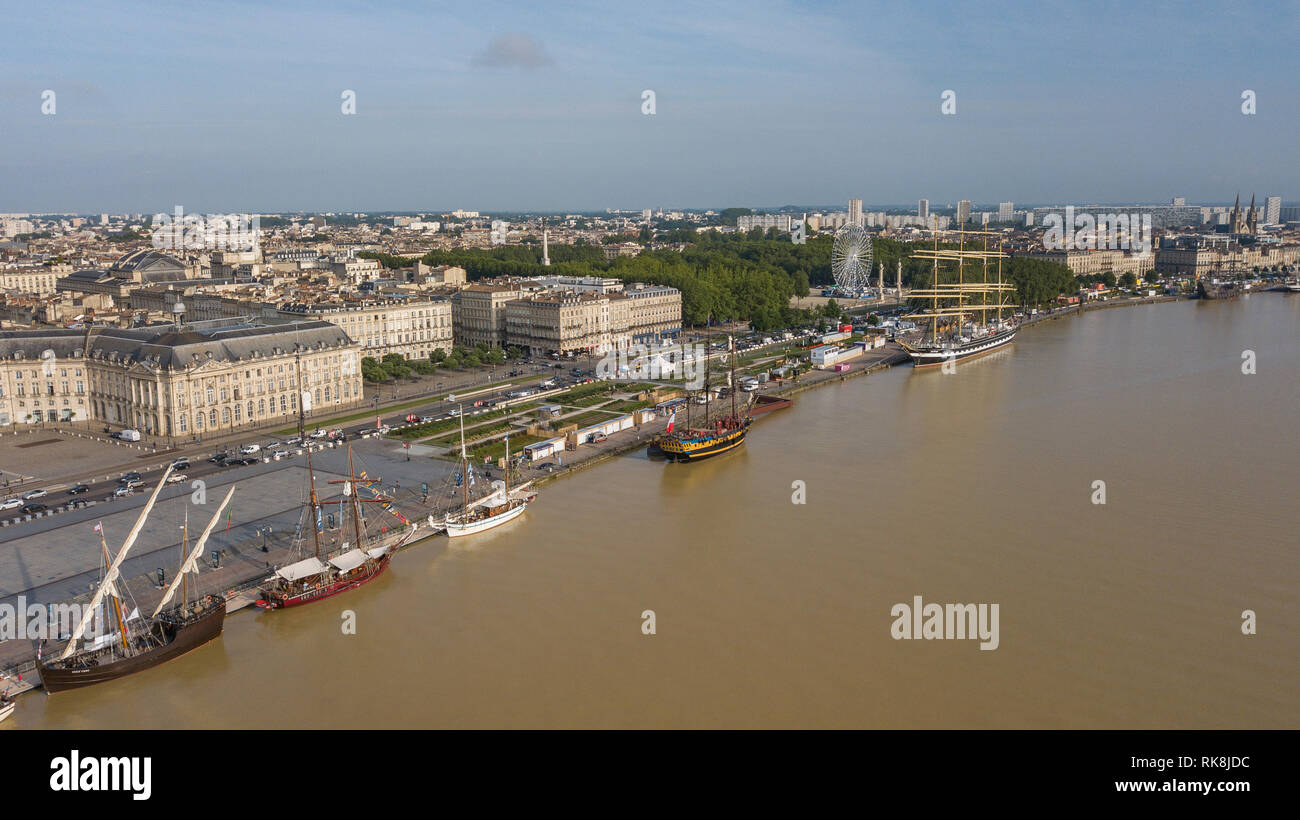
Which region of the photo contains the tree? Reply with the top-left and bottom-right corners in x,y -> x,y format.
1119,272 -> 1137,290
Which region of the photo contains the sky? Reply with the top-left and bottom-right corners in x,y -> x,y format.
1,0 -> 1297,213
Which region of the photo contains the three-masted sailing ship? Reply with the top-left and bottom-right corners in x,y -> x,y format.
655,330 -> 751,462
37,468 -> 232,693
257,350 -> 418,609
435,407 -> 535,537
900,225 -> 1019,368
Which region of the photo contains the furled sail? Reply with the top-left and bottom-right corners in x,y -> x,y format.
61,464 -> 175,659
152,486 -> 235,617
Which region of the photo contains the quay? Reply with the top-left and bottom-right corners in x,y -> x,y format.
0,289 -> 1235,700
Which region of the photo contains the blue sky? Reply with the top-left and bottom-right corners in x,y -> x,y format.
1,0 -> 1297,213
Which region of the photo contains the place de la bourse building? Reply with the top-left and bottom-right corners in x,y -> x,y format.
0,318 -> 364,439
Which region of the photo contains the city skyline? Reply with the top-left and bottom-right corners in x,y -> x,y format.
1,1 -> 1298,213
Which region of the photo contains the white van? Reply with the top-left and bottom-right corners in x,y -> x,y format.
117,429 -> 142,442
240,443 -> 261,455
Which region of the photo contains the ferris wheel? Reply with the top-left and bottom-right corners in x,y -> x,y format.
831,223 -> 873,292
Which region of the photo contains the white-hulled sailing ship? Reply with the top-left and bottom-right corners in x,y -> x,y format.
900,224 -> 1019,368
434,406 -> 535,537
37,467 -> 233,693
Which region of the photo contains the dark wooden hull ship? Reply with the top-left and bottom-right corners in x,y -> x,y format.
1197,279 -> 1243,300
37,598 -> 226,694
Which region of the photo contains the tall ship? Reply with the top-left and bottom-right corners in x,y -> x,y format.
900,226 -> 1019,368
655,331 -> 752,462
437,409 -> 536,537
1196,279 -> 1243,299
38,469 -> 233,693
257,351 -> 418,609
1197,263 -> 1247,300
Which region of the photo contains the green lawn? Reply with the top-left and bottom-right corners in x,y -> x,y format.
428,421 -> 513,448
467,434 -> 548,464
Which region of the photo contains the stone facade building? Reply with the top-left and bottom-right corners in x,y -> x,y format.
0,319 -> 362,438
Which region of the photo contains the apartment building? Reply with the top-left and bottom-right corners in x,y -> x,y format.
276,297 -> 452,361
1024,249 -> 1155,278
0,264 -> 68,296
452,282 -> 525,347
504,291 -> 631,357
622,283 -> 681,342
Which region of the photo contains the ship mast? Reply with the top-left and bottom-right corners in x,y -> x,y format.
704,316 -> 710,426
98,528 -> 130,655
153,487 -> 235,617
459,405 -> 468,515
61,465 -> 176,659
296,346 -> 323,560
931,217 -> 940,344
347,444 -> 364,549
729,334 -> 736,420
180,510 -> 189,612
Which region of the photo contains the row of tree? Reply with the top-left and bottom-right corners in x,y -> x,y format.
361,232 -> 1087,328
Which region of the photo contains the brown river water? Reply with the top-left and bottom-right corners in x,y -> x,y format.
14,295 -> 1299,728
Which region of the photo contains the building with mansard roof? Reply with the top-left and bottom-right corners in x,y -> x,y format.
0,314 -> 362,438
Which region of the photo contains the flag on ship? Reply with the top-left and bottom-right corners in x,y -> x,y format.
666,411 -> 676,433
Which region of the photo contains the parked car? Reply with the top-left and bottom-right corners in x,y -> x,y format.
264,440 -> 282,450
285,436 -> 302,446
171,457 -> 190,470
67,484 -> 90,495
112,486 -> 134,497
119,472 -> 142,484
209,452 -> 230,464
447,407 -> 461,417
591,432 -> 608,444
240,444 -> 261,455
0,498 -> 24,510
271,449 -> 289,458
419,416 -> 436,423
115,429 -> 142,442
166,473 -> 187,484
21,503 -> 48,515
123,478 -> 145,489
22,489 -> 47,500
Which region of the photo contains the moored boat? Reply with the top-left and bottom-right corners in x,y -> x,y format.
38,468 -> 234,694
902,224 -> 1019,370
439,415 -> 534,537
654,330 -> 752,462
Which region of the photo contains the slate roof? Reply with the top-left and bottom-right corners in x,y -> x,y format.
0,320 -> 354,372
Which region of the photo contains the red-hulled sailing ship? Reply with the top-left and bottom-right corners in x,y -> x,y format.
257,347 -> 417,609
